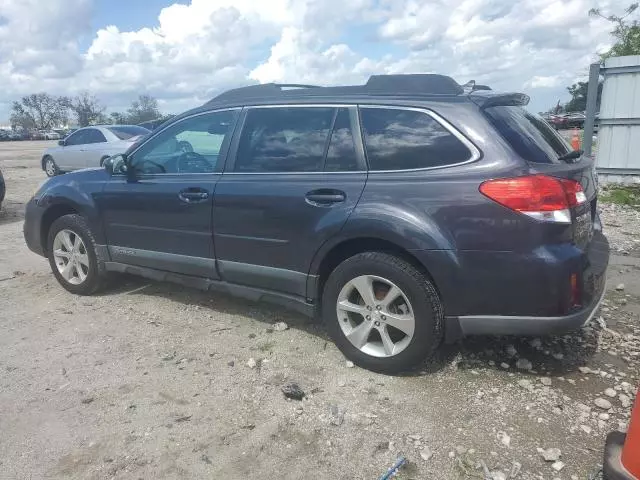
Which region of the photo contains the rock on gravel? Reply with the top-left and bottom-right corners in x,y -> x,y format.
345,360 -> 354,368
419,447 -> 433,461
616,283 -> 625,291
539,447 -> 562,462
540,377 -> 552,386
246,358 -> 258,369
604,388 -> 617,398
619,394 -> 632,408
273,322 -> 289,331
497,431 -> 511,447
594,398 -> 613,410
552,461 -> 565,471
328,404 -> 345,426
281,383 -> 305,400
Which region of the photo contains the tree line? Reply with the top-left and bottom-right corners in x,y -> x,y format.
9,92 -> 165,131
546,3 -> 639,114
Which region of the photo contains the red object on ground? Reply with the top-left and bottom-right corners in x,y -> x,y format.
622,390 -> 640,477
570,128 -> 581,151
603,387 -> 640,480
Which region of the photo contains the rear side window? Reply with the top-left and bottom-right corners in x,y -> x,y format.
107,125 -> 150,140
360,107 -> 472,171
235,107 -> 334,172
484,106 -> 572,163
85,129 -> 107,144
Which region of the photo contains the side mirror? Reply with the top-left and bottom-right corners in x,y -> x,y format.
58,140 -> 66,146
104,154 -> 128,175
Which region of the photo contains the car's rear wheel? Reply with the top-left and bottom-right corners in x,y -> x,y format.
43,156 -> 59,177
47,214 -> 106,295
322,252 -> 443,374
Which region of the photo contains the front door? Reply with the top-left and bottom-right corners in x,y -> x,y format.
58,129 -> 90,171
213,106 -> 367,297
97,109 -> 240,278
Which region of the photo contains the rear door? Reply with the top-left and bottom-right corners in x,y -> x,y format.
213,105 -> 367,298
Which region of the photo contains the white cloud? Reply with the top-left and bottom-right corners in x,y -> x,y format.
0,0 -> 627,121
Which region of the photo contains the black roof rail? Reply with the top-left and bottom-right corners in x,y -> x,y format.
366,74 -> 463,95
210,83 -> 320,103
206,74 -> 468,104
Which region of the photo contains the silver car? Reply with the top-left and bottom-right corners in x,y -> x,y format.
41,125 -> 150,177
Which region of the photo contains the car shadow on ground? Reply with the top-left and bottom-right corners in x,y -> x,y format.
0,201 -> 25,226
99,275 -> 602,379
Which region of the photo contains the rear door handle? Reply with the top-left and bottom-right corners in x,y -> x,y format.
179,188 -> 210,203
305,189 -> 346,206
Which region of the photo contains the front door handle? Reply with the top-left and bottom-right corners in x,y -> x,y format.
305,189 -> 346,206
178,188 -> 210,203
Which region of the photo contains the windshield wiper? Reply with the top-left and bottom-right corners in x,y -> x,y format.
557,150 -> 583,162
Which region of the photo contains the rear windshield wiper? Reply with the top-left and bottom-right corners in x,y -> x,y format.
557,150 -> 583,162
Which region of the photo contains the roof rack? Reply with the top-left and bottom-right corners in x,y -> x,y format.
212,83 -> 320,102
207,74 -> 465,104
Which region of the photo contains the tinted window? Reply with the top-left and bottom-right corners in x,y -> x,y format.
360,108 -> 472,171
484,106 -> 572,163
129,110 -> 237,174
107,125 -> 151,140
325,108 -> 358,172
64,130 -> 89,146
85,129 -> 107,144
235,107 -> 334,172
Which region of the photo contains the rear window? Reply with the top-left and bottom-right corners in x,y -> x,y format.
107,125 -> 150,140
484,106 -> 572,163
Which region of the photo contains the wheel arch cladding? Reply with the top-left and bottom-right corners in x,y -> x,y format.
311,236 -> 444,302
40,204 -> 79,254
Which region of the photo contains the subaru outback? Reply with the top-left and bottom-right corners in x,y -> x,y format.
23,74 -> 609,373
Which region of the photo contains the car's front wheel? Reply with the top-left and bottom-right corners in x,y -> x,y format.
322,252 -> 443,374
47,214 -> 106,295
43,156 -> 59,177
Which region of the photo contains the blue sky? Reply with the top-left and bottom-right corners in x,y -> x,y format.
0,0 -> 623,123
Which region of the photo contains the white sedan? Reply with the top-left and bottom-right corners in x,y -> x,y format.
41,125 -> 150,177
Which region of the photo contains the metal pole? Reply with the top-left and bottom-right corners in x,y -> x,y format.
583,62 -> 601,157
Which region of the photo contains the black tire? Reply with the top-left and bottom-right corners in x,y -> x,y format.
322,252 -> 443,374
43,156 -> 59,177
47,214 -> 107,295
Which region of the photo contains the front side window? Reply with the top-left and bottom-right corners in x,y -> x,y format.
360,107 -> 472,171
129,110 -> 238,174
65,130 -> 89,146
234,107 -> 335,172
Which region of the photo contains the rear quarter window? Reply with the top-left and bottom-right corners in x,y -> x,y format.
360,107 -> 473,171
483,106 -> 572,164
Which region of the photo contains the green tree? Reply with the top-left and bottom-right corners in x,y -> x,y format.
126,94 -> 161,124
590,3 -> 640,59
109,112 -> 128,125
10,93 -> 69,130
67,92 -> 106,127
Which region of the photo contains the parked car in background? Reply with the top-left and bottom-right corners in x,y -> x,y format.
565,112 -> 586,129
0,130 -> 10,141
41,125 -> 150,177
43,131 -> 61,140
29,130 -> 44,140
24,74 -> 609,373
547,114 -> 569,130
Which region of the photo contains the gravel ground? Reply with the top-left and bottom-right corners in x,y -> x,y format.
0,141 -> 638,480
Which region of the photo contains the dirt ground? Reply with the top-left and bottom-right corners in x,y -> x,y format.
0,141 -> 638,480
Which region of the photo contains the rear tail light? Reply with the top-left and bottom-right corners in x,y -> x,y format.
479,175 -> 586,224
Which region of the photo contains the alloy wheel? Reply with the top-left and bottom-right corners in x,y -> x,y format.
52,229 -> 90,285
336,275 -> 415,358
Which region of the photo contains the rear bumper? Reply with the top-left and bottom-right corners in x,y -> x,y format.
452,277 -> 605,336
603,432 -> 638,480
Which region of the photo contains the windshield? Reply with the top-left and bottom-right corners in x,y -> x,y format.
484,106 -> 573,163
107,125 -> 150,140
